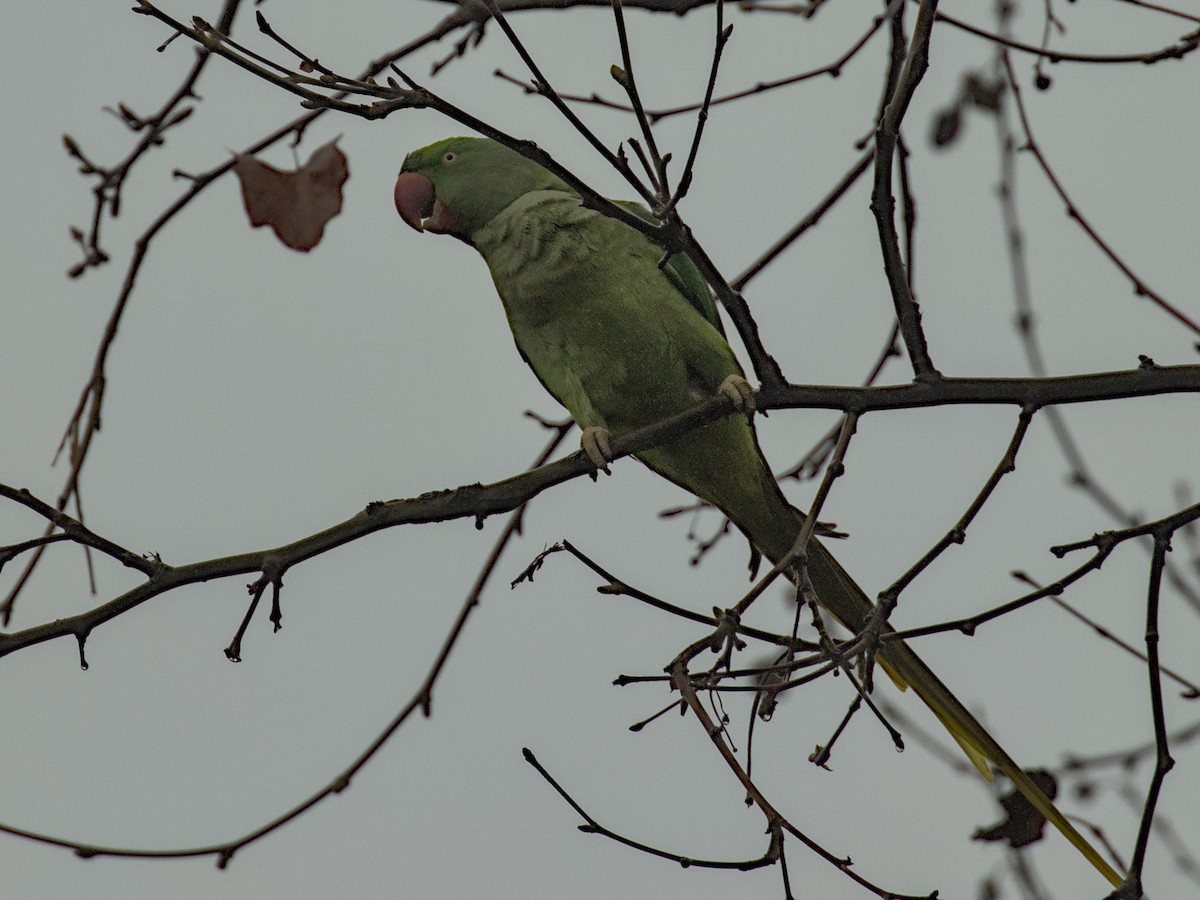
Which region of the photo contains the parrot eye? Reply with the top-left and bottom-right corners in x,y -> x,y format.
441,151 -> 457,164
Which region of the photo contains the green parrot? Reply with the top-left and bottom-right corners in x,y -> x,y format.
394,136 -> 1123,888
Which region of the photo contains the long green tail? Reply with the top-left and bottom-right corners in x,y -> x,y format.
805,541 -> 1123,888
638,419 -> 1124,888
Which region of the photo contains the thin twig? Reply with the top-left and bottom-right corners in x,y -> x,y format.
878,407 -> 1035,607
524,747 -> 779,869
1126,532 -> 1177,890
870,0 -> 940,379
992,49 -> 1200,611
610,0 -> 669,199
1001,50 -> 1200,338
482,0 -> 656,205
0,415 -> 573,864
669,663 -> 934,899
887,501 -> 1200,643
2,0 -> 484,624
732,147 -> 874,292
506,0 -> 900,123
661,0 -> 730,215
938,11 -> 1200,65
551,540 -> 808,649
1012,572 -> 1200,699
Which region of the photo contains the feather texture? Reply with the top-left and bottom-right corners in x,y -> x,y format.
395,137 -> 1124,888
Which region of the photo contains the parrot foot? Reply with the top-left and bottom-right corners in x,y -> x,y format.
718,374 -> 756,415
580,426 -> 613,473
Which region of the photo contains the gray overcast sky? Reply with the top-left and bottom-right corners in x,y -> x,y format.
3,2 -> 1199,898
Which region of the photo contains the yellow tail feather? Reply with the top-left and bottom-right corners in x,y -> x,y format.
801,537 -> 1126,888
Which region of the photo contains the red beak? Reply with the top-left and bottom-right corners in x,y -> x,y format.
394,172 -> 435,232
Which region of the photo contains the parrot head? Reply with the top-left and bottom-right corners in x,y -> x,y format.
394,137 -> 571,241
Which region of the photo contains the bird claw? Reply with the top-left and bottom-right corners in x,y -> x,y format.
581,426 -> 613,473
718,374 -> 756,415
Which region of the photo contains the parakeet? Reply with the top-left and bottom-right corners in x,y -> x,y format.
394,137 -> 1123,888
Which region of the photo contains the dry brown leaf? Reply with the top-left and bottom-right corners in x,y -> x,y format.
973,769 -> 1059,848
234,138 -> 349,252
